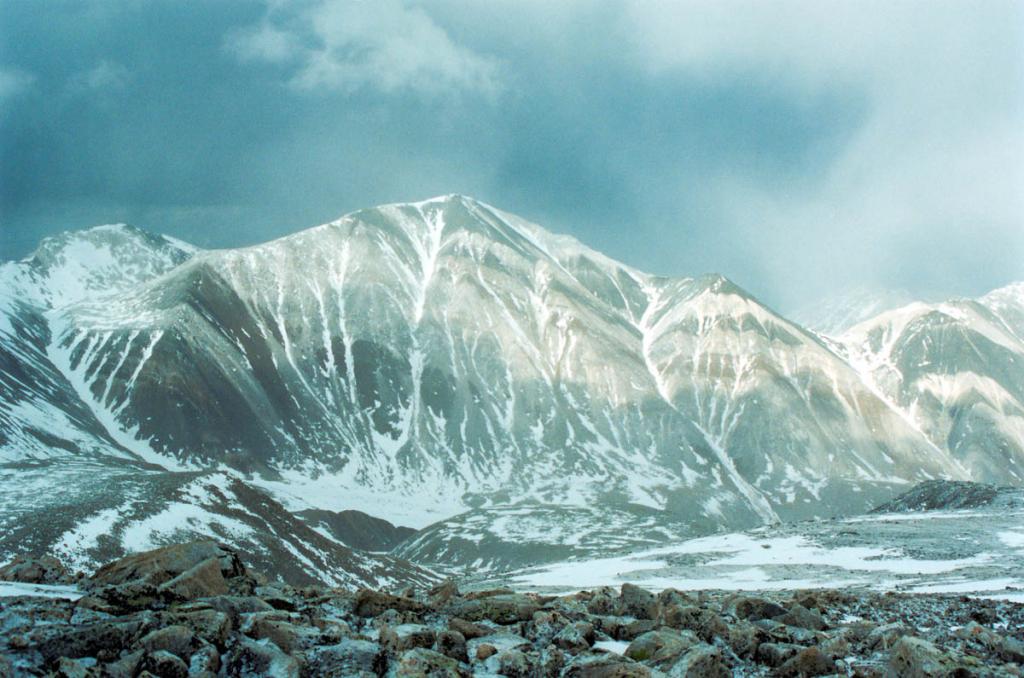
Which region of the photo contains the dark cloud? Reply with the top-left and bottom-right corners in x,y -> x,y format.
1,0 -> 1021,310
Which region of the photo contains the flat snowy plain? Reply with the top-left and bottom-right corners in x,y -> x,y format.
494,508 -> 1024,601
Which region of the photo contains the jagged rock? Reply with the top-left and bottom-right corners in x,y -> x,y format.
774,646 -> 836,677
865,622 -> 912,650
429,579 -> 461,607
55,657 -> 95,678
36,618 -> 149,664
727,621 -> 766,659
620,619 -> 660,641
497,648 -> 533,677
394,647 -> 470,677
381,623 -> 437,653
562,652 -> 652,677
756,642 -> 803,667
244,616 -> 320,654
225,636 -> 300,677
554,621 -> 595,654
619,584 -> 659,619
436,629 -> 469,663
136,624 -> 201,661
0,554 -> 70,584
164,608 -> 232,647
724,595 -> 789,622
201,595 -> 275,625
448,617 -> 491,639
625,629 -> 699,666
587,591 -> 619,616
189,643 -> 221,674
141,649 -> 188,678
157,558 -> 228,601
353,588 -> 427,617
448,593 -> 540,624
103,650 -> 143,678
661,605 -> 728,643
774,603 -> 827,631
665,643 -> 728,677
89,541 -> 244,588
888,636 -> 957,677
306,639 -> 383,677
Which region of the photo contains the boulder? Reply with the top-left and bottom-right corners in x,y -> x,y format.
353,588 -> 427,617
140,650 -> 188,678
888,636 -> 957,678
381,623 -> 437,654
554,621 -> 595,654
625,629 -> 699,666
89,541 -> 244,588
136,624 -> 201,661
562,652 -> 652,677
0,554 -> 70,584
244,617 -> 320,654
755,642 -> 802,667
448,593 -> 539,624
773,603 -> 827,631
665,643 -> 729,677
497,648 -> 533,677
724,595 -> 788,622
157,558 -> 228,601
436,629 -> 469,663
774,646 -> 836,677
618,584 -> 659,620
225,636 -> 300,678
394,648 -> 470,677
306,639 -> 383,677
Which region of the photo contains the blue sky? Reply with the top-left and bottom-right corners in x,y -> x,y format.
1,0 -> 1022,310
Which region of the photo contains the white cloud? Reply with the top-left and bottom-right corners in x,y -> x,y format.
69,60 -> 131,92
226,0 -> 499,96
0,67 -> 35,103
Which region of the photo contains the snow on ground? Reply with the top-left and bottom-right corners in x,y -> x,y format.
0,582 -> 82,600
502,509 -> 1024,599
593,640 -> 630,654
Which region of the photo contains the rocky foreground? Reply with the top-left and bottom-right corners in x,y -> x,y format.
1,542 -> 1023,677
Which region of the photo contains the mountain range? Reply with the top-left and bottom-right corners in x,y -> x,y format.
1,195 -> 1021,583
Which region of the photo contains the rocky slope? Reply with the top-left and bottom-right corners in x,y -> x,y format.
1,196 -> 1022,576
1,541 -> 1022,677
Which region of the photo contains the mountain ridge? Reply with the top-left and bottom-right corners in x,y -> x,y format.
1,194 -> 1021,577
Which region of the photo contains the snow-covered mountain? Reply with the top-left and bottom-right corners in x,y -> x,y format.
1,196 -> 1020,575
840,284 -> 1024,484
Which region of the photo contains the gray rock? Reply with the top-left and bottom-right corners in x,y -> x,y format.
225,636 -> 300,678
774,646 -> 836,677
306,639 -> 383,677
436,629 -> 469,663
0,554 -> 70,584
448,593 -> 539,624
618,584 -> 658,620
393,648 -> 470,677
625,629 -> 699,666
665,643 -> 728,678
381,623 -> 437,653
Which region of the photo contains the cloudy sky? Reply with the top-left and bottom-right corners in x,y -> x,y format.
1,0 -> 1022,311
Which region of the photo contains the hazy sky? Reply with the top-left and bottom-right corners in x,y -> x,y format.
2,0 -> 1022,311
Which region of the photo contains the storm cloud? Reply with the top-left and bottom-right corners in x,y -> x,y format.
1,0 -> 1021,310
